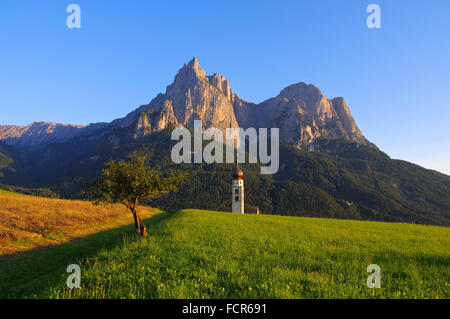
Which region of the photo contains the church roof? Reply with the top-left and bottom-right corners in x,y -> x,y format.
233,164 -> 243,178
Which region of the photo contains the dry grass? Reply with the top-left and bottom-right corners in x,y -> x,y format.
0,190 -> 157,255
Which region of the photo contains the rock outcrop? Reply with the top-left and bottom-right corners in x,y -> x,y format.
120,57 -> 239,139
239,82 -> 374,148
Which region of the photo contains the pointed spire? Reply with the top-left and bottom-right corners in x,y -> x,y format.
177,56 -> 205,79
187,56 -> 200,69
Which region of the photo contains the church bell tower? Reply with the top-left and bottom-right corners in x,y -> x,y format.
232,164 -> 244,214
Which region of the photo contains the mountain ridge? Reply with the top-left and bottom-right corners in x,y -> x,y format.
0,57 -> 375,150
126,57 -> 375,149
0,121 -> 107,148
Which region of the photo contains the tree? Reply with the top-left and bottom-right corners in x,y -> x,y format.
88,151 -> 185,238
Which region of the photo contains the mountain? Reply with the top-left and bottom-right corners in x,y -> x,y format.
0,57 -> 449,226
0,57 -> 373,150
0,122 -> 107,148
234,83 -> 375,149
109,57 -> 374,149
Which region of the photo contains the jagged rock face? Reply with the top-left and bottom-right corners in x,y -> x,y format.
331,97 -> 366,143
126,57 -> 373,149
165,58 -> 239,131
128,58 -> 239,139
0,57 -> 375,150
241,82 -> 373,148
133,100 -> 179,139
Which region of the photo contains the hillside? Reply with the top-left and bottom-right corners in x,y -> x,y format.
1,209 -> 448,299
0,150 -> 12,178
0,190 -> 156,255
1,128 -> 449,226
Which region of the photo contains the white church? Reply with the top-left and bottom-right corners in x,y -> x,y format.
232,164 -> 245,214
231,164 -> 260,214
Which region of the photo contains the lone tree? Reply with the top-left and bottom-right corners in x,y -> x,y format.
88,151 -> 185,238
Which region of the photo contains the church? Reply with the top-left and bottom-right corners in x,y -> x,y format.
232,164 -> 245,214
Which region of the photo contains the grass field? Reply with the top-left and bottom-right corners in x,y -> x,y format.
0,190 -> 156,255
1,207 -> 448,299
0,189 -> 17,195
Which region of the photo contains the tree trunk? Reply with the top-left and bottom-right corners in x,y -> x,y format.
132,210 -> 148,238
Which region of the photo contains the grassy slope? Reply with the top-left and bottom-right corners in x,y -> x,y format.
3,209 -> 447,299
0,191 -> 157,298
0,190 -> 156,255
0,189 -> 16,195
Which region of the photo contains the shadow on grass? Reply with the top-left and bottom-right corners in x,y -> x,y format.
0,212 -> 175,298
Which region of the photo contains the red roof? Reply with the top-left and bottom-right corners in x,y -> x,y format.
233,164 -> 243,179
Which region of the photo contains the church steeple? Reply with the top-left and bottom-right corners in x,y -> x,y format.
232,164 -> 244,214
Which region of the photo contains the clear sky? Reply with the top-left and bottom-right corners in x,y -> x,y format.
0,0 -> 449,175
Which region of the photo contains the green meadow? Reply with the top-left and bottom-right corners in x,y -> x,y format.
1,209 -> 449,299
0,189 -> 17,195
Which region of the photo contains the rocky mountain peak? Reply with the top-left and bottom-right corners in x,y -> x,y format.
279,82 -> 324,102
175,56 -> 206,81
129,57 -> 239,138
278,82 -> 330,115
91,58 -> 375,149
187,56 -> 201,69
0,58 -> 376,151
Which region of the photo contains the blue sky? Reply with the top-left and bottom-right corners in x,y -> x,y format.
0,0 -> 449,174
